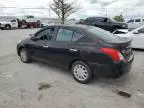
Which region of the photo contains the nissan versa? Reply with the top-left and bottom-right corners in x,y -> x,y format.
17,25 -> 134,83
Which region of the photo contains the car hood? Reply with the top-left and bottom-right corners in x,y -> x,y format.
0,21 -> 10,24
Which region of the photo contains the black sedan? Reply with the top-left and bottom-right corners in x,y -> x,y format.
17,25 -> 134,83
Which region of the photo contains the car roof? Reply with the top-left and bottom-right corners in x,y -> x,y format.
44,24 -> 92,30
86,16 -> 107,19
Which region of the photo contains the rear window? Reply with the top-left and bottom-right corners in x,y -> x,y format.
87,27 -> 119,41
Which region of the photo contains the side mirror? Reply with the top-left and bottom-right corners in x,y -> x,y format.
31,36 -> 40,41
133,31 -> 139,34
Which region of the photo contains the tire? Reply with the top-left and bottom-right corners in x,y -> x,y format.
22,20 -> 26,25
71,61 -> 92,84
5,25 -> 11,30
19,48 -> 31,63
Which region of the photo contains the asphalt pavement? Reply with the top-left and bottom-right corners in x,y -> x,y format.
0,29 -> 144,108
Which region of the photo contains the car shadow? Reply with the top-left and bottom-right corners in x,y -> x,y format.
30,60 -> 132,89
31,60 -> 72,78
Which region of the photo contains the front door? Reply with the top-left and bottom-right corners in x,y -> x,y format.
28,27 -> 56,61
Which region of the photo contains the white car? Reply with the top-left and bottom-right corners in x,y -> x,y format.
127,18 -> 144,30
0,19 -> 18,30
18,15 -> 41,24
113,25 -> 144,49
41,22 -> 55,27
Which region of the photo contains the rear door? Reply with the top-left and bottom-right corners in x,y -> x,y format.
46,27 -> 87,67
46,28 -> 75,66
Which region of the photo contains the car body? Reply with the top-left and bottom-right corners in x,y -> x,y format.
17,15 -> 41,28
127,18 -> 144,30
77,17 -> 128,32
113,25 -> 144,49
17,25 -> 134,83
41,22 -> 55,27
0,19 -> 18,30
18,15 -> 41,23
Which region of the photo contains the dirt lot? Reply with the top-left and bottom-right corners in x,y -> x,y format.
0,29 -> 144,108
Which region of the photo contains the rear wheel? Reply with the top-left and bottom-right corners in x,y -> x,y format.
19,48 -> 31,63
71,61 -> 92,84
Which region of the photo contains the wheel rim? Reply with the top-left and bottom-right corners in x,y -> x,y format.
73,64 -> 88,81
20,50 -> 27,62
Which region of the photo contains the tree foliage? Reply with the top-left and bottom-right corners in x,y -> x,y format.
50,0 -> 80,24
114,14 -> 125,22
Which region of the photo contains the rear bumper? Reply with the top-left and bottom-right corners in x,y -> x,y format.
88,54 -> 134,77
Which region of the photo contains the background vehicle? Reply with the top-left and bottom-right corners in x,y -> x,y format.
41,22 -> 55,27
18,15 -> 41,28
0,19 -> 18,30
17,25 -> 133,83
127,18 -> 144,30
77,17 -> 128,32
114,25 -> 144,49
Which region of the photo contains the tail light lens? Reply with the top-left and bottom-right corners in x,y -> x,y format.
100,48 -> 124,62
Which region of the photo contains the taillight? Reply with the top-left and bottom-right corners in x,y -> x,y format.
100,48 -> 124,62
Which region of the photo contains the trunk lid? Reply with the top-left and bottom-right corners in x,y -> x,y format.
104,37 -> 133,60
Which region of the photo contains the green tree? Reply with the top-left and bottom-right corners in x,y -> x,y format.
113,14 -> 125,22
50,0 -> 80,24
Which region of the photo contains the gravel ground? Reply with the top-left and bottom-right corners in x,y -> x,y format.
0,29 -> 144,108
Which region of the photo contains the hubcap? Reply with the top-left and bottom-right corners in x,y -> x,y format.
73,64 -> 88,81
20,50 -> 27,62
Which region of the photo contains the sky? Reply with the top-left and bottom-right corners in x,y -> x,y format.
0,0 -> 144,20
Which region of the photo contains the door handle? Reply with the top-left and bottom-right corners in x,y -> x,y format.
69,48 -> 78,52
42,45 -> 49,48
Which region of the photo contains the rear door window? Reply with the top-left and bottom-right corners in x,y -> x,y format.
56,29 -> 73,42
72,32 -> 83,42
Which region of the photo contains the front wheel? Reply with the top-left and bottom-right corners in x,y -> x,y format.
71,61 -> 92,84
5,25 -> 11,30
19,48 -> 31,63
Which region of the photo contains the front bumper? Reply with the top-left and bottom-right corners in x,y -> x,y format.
89,54 -> 134,77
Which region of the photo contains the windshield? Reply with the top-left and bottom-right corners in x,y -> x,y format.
87,27 -> 119,41
109,18 -> 117,22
